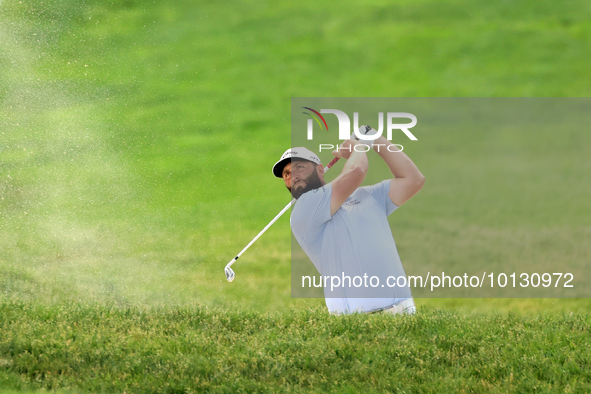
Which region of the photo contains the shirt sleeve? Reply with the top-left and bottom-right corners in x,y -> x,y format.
290,183 -> 333,244
363,179 -> 399,216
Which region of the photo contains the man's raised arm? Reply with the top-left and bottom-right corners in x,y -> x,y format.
329,139 -> 368,215
372,136 -> 425,207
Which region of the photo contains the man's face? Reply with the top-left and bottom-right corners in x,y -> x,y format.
282,162 -> 292,190
285,159 -> 324,199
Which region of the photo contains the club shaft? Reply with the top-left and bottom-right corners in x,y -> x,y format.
233,198 -> 295,262
226,156 -> 340,270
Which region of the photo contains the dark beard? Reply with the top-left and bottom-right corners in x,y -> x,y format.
290,170 -> 324,199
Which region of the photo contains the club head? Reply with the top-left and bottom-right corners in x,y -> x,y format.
225,266 -> 235,282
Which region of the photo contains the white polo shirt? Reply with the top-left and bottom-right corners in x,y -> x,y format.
291,180 -> 412,314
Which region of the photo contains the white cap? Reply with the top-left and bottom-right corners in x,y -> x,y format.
272,147 -> 321,178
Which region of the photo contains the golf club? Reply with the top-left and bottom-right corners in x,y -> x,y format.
224,156 -> 339,282
225,128 -> 372,282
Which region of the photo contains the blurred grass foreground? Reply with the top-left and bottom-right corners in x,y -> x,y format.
1,303 -> 590,392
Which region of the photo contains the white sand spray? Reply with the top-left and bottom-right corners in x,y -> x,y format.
0,1 -> 145,305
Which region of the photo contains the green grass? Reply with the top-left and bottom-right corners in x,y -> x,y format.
1,303 -> 590,393
1,0 -> 590,311
1,0 -> 591,391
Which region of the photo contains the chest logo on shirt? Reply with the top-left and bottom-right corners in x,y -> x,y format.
343,199 -> 361,207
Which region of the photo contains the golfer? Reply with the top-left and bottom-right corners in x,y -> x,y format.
272,130 -> 425,315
